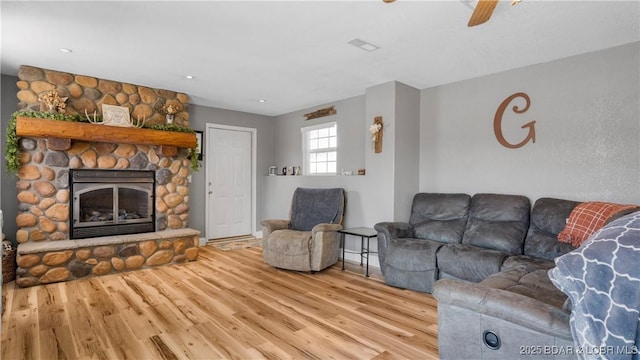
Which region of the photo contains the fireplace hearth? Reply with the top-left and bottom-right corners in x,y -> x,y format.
70,169 -> 155,239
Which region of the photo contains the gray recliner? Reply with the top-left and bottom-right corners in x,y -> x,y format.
375,193 -> 531,293
375,193 -> 471,293
261,187 -> 345,272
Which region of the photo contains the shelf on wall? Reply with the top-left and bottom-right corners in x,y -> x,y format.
15,116 -> 197,149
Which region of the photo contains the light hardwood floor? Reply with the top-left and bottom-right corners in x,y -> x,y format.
2,245 -> 439,359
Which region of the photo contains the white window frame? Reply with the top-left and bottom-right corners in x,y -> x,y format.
301,122 -> 337,176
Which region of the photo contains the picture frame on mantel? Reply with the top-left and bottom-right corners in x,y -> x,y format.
195,131 -> 203,160
102,104 -> 132,127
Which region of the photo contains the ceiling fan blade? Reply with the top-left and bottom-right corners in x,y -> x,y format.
468,0 -> 499,27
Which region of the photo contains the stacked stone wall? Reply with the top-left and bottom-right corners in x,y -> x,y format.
16,65 -> 190,127
12,65 -> 199,287
16,138 -> 191,243
16,230 -> 200,288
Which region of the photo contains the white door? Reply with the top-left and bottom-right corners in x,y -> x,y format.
206,126 -> 253,239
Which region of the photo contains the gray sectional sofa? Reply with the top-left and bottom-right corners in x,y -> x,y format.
374,193 -> 595,359
375,193 -> 548,293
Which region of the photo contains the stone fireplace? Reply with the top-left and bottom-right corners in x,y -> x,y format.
13,66 -> 201,288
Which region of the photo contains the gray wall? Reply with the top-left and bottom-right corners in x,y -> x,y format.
1,74 -> 19,243
419,42 -> 640,204
188,104 -> 274,237
263,81 -> 421,267
265,95 -> 374,228
272,95 -> 366,173
393,82 -> 420,222
363,82 -> 396,226
265,83 -> 422,229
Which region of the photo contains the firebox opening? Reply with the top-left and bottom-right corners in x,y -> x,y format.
70,169 -> 155,239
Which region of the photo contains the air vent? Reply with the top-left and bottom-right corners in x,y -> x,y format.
347,38 -> 379,52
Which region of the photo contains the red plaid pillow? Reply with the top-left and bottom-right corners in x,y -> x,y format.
558,201 -> 639,247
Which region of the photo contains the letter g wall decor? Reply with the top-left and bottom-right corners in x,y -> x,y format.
493,92 -> 536,149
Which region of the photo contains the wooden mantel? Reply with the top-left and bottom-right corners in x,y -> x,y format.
16,116 -> 197,148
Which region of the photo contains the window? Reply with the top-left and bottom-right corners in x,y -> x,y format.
302,122 -> 337,175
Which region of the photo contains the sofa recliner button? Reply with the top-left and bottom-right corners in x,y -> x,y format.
483,330 -> 501,350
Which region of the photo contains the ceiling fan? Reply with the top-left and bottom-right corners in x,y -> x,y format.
382,0 -> 522,27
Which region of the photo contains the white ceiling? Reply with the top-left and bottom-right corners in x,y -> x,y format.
1,1 -> 638,116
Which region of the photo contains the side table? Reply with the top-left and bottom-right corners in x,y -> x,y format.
338,227 -> 378,277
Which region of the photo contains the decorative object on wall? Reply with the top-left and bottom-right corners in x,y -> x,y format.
494,92 -> 536,149
370,116 -> 383,153
102,104 -> 144,127
86,108 -> 146,129
157,103 -> 183,124
304,106 -> 336,120
84,109 -> 103,124
194,131 -> 204,160
37,90 -> 68,114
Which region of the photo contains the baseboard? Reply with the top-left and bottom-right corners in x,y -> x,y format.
254,230 -> 263,238
199,237 -> 207,246
342,251 -> 380,269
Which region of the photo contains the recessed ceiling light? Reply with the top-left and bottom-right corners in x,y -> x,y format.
259,99 -> 266,103
347,38 -> 379,52
185,75 -> 195,80
59,48 -> 73,53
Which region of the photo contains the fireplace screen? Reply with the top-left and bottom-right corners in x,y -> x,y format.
70,169 -> 155,239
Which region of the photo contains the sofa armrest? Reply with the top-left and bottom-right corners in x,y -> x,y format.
310,224 -> 343,271
374,222 -> 414,245
261,219 -> 290,240
433,279 -> 571,340
374,222 -> 414,271
311,223 -> 343,235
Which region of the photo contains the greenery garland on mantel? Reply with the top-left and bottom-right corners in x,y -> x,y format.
5,110 -> 200,173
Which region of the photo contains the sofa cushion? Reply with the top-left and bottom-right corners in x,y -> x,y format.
413,219 -> 468,244
386,238 -> 443,272
523,197 -> 579,260
480,268 -> 568,309
437,243 -> 510,283
268,230 -> 312,255
462,193 -> 530,254
501,255 -> 556,273
409,193 -> 470,244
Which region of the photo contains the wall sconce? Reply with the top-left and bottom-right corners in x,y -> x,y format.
369,116 -> 383,153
